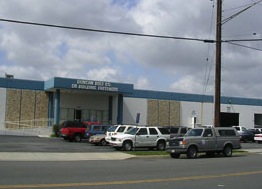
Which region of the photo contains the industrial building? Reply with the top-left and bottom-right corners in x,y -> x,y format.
0,77 -> 262,131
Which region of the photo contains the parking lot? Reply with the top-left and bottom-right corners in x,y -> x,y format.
0,135 -> 261,153
0,135 -> 116,153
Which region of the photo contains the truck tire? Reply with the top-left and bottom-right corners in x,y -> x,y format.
187,146 -> 198,158
223,145 -> 233,157
73,134 -> 82,142
123,141 -> 133,151
157,140 -> 166,151
170,153 -> 180,158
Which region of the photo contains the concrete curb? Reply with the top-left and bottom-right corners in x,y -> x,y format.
0,152 -> 136,161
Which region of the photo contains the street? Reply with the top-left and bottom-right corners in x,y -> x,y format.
0,153 -> 262,189
0,135 -> 262,189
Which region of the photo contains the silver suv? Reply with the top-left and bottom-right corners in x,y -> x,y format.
110,126 -> 170,151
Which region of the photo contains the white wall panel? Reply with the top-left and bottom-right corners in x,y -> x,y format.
180,101 -> 214,127
180,101 -> 262,129
123,97 -> 147,125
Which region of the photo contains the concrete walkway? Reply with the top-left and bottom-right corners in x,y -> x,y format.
0,149 -> 262,161
0,152 -> 136,161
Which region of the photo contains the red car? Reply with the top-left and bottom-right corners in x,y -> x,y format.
60,121 -> 100,142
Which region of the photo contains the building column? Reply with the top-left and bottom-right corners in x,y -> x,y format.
117,94 -> 123,124
48,92 -> 54,126
108,95 -> 113,125
54,89 -> 60,125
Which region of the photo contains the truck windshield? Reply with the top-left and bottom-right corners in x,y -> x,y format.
186,129 -> 203,137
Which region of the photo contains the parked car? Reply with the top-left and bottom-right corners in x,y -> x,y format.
254,133 -> 262,143
89,134 -> 108,146
85,124 -> 111,139
105,125 -> 136,143
166,126 -> 190,138
60,121 -> 100,142
233,126 -> 254,142
166,127 -> 241,158
110,126 -> 170,151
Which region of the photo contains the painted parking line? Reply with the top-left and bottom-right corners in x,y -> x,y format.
0,170 -> 262,188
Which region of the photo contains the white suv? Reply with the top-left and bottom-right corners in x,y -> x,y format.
232,126 -> 248,133
110,126 -> 170,151
105,125 -> 135,143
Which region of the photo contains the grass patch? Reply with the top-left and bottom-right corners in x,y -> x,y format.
125,151 -> 169,156
125,149 -> 248,156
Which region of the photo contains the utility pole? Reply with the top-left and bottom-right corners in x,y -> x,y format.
214,0 -> 222,127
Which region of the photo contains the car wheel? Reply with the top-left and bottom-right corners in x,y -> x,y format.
100,139 -> 107,146
223,145 -> 233,157
170,153 -> 180,158
73,134 -> 82,142
187,146 -> 198,158
157,141 -> 166,151
123,141 -> 133,151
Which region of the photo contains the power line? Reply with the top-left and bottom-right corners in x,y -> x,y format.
222,0 -> 262,25
223,38 -> 262,42
226,42 -> 262,51
1,18 -> 261,43
0,18 -> 210,43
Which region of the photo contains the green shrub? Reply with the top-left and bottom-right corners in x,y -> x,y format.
52,124 -> 61,137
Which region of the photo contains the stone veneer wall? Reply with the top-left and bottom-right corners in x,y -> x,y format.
147,99 -> 180,126
5,89 -> 49,129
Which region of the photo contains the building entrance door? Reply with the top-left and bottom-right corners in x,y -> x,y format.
74,109 -> 82,121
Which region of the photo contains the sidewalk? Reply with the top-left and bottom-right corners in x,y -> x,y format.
0,152 -> 136,161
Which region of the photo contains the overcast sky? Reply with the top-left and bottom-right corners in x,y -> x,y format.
0,0 -> 261,99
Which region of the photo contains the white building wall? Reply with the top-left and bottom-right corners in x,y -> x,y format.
180,101 -> 214,128
221,104 -> 262,129
123,97 -> 147,125
0,88 -> 6,129
180,101 -> 262,129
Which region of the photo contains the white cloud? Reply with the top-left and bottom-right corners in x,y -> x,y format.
86,67 -> 119,82
134,77 -> 150,90
0,0 -> 261,99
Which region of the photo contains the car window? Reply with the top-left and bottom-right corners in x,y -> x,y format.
137,128 -> 148,135
242,127 -> 247,132
126,127 -> 139,135
170,128 -> 179,134
203,129 -> 213,137
116,126 -> 126,133
102,126 -> 109,131
158,128 -> 170,135
234,127 -> 240,131
218,129 -> 236,136
93,126 -> 101,131
181,128 -> 188,135
126,126 -> 134,132
108,126 -> 117,132
186,129 -> 203,137
149,128 -> 158,135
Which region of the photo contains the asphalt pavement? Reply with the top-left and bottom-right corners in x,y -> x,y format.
0,135 -> 262,161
